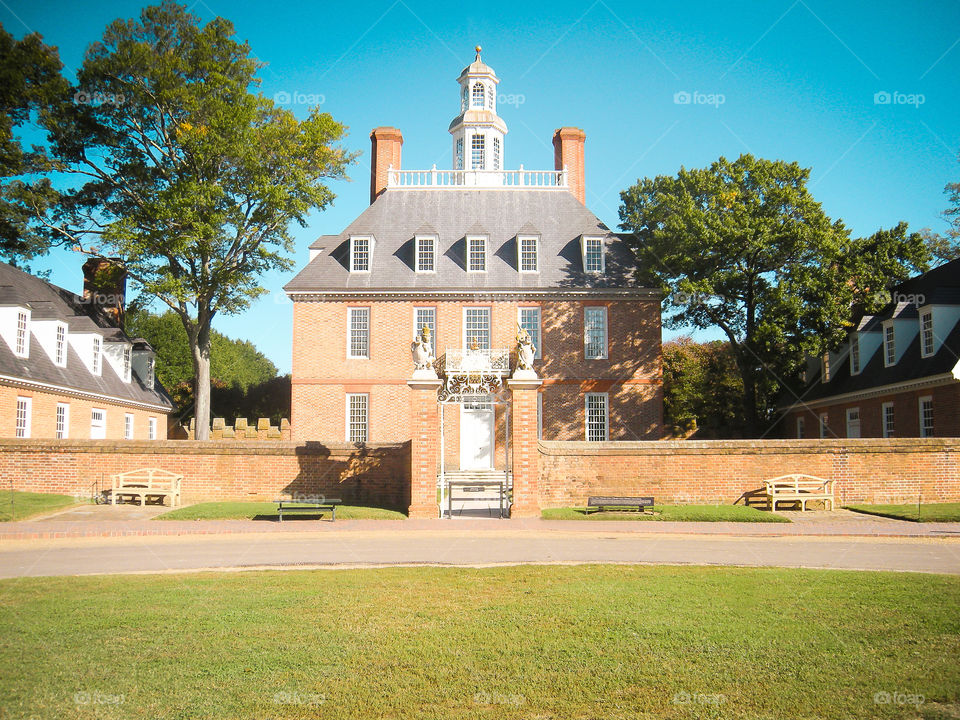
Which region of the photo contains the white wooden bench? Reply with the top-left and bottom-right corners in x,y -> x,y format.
111,468 -> 182,507
763,474 -> 834,512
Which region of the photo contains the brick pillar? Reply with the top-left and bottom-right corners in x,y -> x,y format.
370,126 -> 403,204
508,377 -> 543,517
553,127 -> 586,205
408,378 -> 442,518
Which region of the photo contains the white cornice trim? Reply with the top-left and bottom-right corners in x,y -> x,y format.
285,288 -> 660,300
780,372 -> 959,411
0,374 -> 172,412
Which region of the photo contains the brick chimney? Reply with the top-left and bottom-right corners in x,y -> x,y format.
82,257 -> 127,328
553,127 -> 586,205
369,127 -> 403,204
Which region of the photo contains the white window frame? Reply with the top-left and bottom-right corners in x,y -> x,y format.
582,236 -> 605,274
415,235 -> 437,273
518,306 -> 542,359
15,396 -> 31,438
90,408 -> 106,440
849,333 -> 860,375
54,323 -> 67,367
845,407 -> 861,439
883,323 -> 896,367
414,306 -> 437,344
122,346 -> 132,383
820,354 -> 830,383
56,402 -> 69,439
584,306 -> 608,360
349,235 -> 372,273
148,416 -> 157,441
819,412 -> 828,439
585,392 -> 609,441
346,393 -> 369,443
919,396 -> 934,438
466,235 -> 487,273
91,335 -> 102,376
347,307 -> 370,359
492,136 -> 501,170
471,81 -> 485,109
470,134 -> 485,170
124,413 -> 134,440
882,402 -> 895,439
455,137 -> 464,170
146,356 -> 155,389
796,416 -> 805,439
518,235 -> 539,273
14,310 -> 29,358
919,309 -> 935,358
463,307 -> 491,350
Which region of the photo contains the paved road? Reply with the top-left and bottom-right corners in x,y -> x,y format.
1,530 -> 958,577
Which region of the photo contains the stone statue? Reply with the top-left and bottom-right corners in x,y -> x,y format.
515,325 -> 537,375
411,325 -> 436,376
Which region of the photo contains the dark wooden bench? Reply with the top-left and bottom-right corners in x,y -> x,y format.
276,498 -> 341,522
587,496 -> 654,513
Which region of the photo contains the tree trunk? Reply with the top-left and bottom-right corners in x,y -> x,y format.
741,363 -> 759,437
190,321 -> 212,441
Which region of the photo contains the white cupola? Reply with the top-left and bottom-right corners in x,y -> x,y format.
449,46 -> 508,173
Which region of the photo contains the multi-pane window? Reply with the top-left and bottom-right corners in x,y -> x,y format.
92,336 -> 102,375
492,137 -> 501,170
350,236 -> 370,272
348,308 -> 370,359
846,407 -> 861,439
583,237 -> 604,273
15,311 -> 28,357
416,236 -> 436,272
849,334 -> 860,375
467,236 -> 486,272
56,403 -> 69,439
148,417 -> 157,441
471,135 -> 485,170
90,408 -> 106,440
796,416 -> 805,439
464,307 -> 491,349
819,413 -> 828,439
415,307 -> 437,344
146,357 -> 155,389
471,82 -> 485,109
519,236 -> 538,272
919,397 -> 934,438
15,397 -> 30,438
821,353 -> 831,383
123,346 -> 132,382
455,138 -> 464,170
55,324 -> 66,366
518,307 -> 541,359
346,393 -> 369,443
882,402 -> 895,438
920,310 -> 934,357
884,325 -> 896,366
585,393 -> 608,441
584,307 -> 607,359
461,87 -> 468,112
124,413 -> 134,440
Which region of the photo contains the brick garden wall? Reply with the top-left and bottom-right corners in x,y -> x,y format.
539,438 -> 960,506
0,439 -> 410,508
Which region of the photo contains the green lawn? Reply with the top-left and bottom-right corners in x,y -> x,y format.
542,504 -> 791,522
1,565 -> 957,719
845,502 -> 960,523
0,491 -> 85,522
156,501 -> 406,521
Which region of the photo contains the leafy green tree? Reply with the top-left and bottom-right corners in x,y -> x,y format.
620,154 -> 930,435
663,337 -> 744,438
37,3 -> 353,439
0,25 -> 67,265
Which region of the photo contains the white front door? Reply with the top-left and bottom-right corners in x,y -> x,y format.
460,404 -> 494,470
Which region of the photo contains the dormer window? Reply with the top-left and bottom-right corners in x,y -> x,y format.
471,82 -> 485,109
920,309 -> 934,357
883,324 -> 896,367
467,235 -> 487,273
122,346 -> 132,382
92,335 -> 102,376
471,135 -> 485,170
54,324 -> 67,367
821,353 -> 831,383
416,235 -> 436,273
15,310 -> 28,357
519,235 -> 539,273
849,333 -> 860,375
146,356 -> 155,389
582,236 -> 605,274
350,236 -> 371,272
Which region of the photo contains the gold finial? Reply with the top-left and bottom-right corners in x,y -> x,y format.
475,45 -> 482,61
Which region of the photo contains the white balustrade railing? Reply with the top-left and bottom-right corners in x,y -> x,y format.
387,165 -> 567,190
442,348 -> 511,374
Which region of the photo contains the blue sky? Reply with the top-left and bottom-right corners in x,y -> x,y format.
6,0 -> 959,374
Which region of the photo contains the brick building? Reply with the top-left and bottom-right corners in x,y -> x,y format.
0,260 -> 173,440
285,50 -> 662,514
784,258 -> 960,438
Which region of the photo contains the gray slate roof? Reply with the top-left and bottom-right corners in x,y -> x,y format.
0,262 -> 173,410
284,189 -> 651,293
